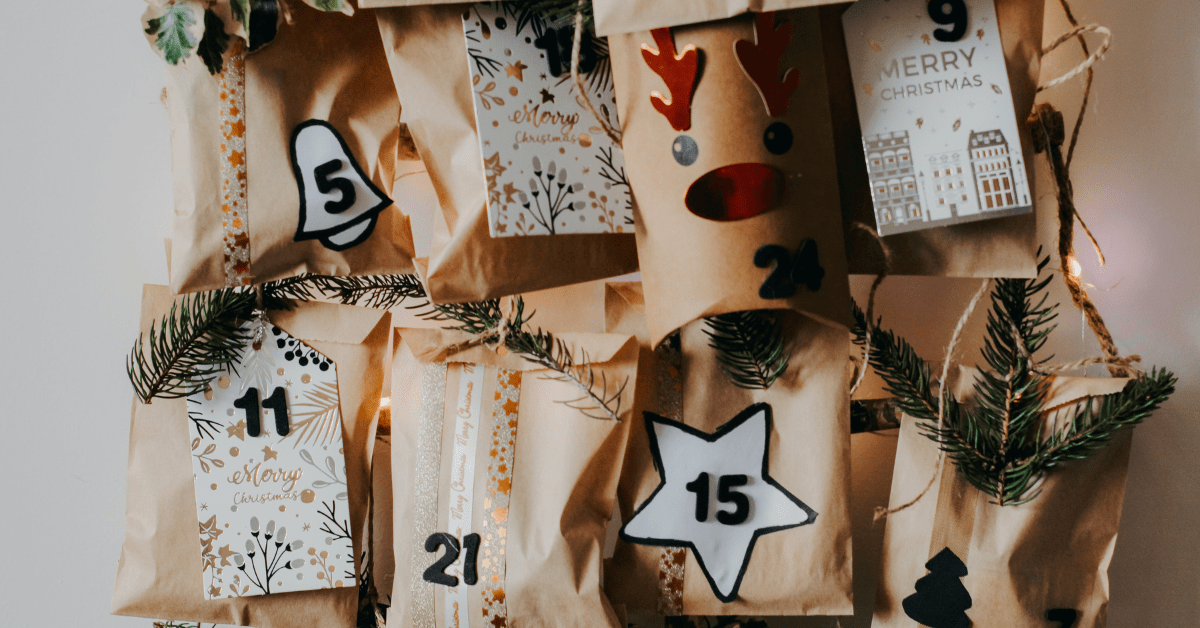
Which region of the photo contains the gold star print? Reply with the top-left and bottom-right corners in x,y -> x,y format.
502,182 -> 519,203
505,60 -> 528,81
201,503 -> 208,511
502,398 -> 519,416
863,83 -> 874,96
284,380 -> 293,387
218,544 -> 236,566
539,73 -> 547,81
262,446 -> 278,461
227,419 -> 246,441
921,33 -> 931,45
539,89 -> 555,104
977,29 -> 985,40
303,523 -> 311,531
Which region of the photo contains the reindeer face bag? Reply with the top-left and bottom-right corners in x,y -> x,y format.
155,4 -> 416,294
607,9 -> 850,345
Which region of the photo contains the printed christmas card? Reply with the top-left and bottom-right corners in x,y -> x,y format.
843,0 -> 1032,236
463,3 -> 633,237
186,323 -> 356,599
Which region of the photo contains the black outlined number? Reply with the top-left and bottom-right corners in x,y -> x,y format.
686,473 -> 752,525
754,239 -> 825,300
533,26 -> 597,77
422,532 -> 481,587
233,386 -> 290,437
313,159 -> 356,214
1046,609 -> 1078,628
928,0 -> 968,42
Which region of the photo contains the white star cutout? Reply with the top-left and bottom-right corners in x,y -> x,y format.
620,404 -> 815,602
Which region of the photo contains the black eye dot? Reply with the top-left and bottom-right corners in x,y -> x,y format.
672,135 -> 699,166
763,122 -> 793,155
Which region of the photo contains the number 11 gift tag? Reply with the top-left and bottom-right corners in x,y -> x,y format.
843,0 -> 1033,236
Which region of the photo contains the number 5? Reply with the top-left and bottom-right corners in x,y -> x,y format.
313,159 -> 356,214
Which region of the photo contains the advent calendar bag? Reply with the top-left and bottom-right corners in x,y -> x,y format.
602,283 -> 854,616
374,5 -> 639,304
156,4 -> 416,294
822,0 -> 1045,277
873,370 -> 1136,628
390,326 -> 638,628
113,286 -> 390,628
604,6 -> 850,346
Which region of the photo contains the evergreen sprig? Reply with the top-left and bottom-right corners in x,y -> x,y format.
514,0 -> 595,27
127,274 -> 423,403
418,297 -> 627,421
702,311 -> 789,390
314,274 -> 427,310
854,255 -> 1176,505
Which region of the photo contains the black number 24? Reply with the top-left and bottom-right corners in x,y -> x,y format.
928,0 -> 968,42
755,240 -> 824,300
684,472 -> 751,525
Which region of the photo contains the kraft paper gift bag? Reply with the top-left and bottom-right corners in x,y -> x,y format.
374,5 -> 640,304
159,4 -> 416,294
591,0 -> 847,36
602,283 -> 854,616
873,369 -> 1135,628
820,0 -> 1044,277
391,326 -> 639,627
607,8 -> 851,346
113,286 -> 391,628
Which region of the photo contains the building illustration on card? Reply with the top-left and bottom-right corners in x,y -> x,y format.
844,0 -> 1032,236
463,3 -> 633,237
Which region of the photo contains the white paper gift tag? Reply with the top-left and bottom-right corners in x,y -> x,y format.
186,323 -> 356,599
842,0 -> 1032,236
462,3 -> 634,237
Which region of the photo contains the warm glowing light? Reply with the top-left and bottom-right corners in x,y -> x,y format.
379,397 -> 391,409
1067,256 -> 1082,279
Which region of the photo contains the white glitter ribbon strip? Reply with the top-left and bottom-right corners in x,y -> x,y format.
444,363 -> 485,628
410,363 -> 448,628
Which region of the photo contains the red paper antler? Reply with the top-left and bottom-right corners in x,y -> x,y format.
734,12 -> 800,117
641,28 -> 700,132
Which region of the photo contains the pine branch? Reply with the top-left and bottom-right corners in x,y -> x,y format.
516,0 -> 595,26
419,296 -> 627,421
313,274 -> 426,310
702,311 -> 789,390
853,253 -> 1174,505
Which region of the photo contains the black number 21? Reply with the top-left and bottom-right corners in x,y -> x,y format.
928,0 -> 968,42
232,386 -> 290,437
684,472 -> 751,525
422,532 -> 480,587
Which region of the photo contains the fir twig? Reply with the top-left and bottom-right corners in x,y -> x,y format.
515,0 -> 595,27
702,311 -> 789,390
853,254 -> 1176,505
313,274 -> 426,310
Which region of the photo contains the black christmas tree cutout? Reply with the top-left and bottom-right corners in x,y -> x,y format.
903,547 -> 972,628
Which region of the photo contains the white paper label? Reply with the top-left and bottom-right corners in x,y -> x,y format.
444,363 -> 485,627
187,323 -> 355,599
462,3 -> 634,237
843,0 -> 1032,236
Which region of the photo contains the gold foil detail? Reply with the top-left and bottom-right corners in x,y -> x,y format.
480,369 -> 521,627
218,40 -> 250,287
654,337 -> 686,615
410,363 -> 447,628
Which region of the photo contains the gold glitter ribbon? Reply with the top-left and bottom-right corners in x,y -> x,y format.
480,369 -> 522,627
218,40 -> 250,287
410,363 -> 448,628
654,340 -> 686,616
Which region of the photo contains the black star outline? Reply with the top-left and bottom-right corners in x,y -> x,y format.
618,402 -> 817,603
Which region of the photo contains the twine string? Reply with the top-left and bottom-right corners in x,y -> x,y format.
572,6 -> 623,145
874,279 -> 991,522
442,297 -> 514,357
849,222 -> 892,396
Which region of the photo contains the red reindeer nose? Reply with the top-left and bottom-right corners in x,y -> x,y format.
685,163 -> 784,221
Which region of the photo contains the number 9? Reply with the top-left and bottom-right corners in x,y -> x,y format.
928,0 -> 968,42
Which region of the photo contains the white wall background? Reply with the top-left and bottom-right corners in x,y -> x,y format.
0,1 -> 1195,625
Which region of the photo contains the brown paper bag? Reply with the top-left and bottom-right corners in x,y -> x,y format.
592,0 -> 846,36
112,286 -> 391,628
873,369 -> 1133,628
820,0 -> 1044,277
603,283 -> 853,616
608,9 -> 851,346
373,6 -> 639,304
164,5 -> 416,295
391,327 -> 638,627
